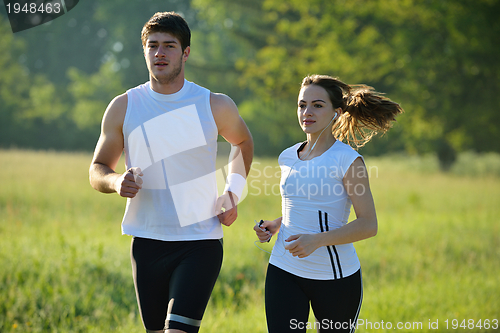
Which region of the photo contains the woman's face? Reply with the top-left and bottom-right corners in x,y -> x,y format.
297,84 -> 337,135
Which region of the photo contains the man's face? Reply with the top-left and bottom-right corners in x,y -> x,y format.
144,32 -> 190,85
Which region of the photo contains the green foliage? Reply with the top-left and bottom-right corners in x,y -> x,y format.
0,16 -> 95,150
1,1 -> 499,167
67,61 -> 126,130
0,16 -> 30,145
191,0 -> 500,165
24,76 -> 68,122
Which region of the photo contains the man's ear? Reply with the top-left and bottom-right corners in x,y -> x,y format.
183,46 -> 190,62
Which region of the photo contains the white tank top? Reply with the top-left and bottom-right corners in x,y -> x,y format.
121,80 -> 223,241
269,140 -> 362,280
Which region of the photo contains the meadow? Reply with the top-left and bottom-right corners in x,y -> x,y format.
0,149 -> 499,332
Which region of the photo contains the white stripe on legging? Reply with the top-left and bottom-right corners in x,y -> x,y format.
350,271 -> 364,333
167,313 -> 202,327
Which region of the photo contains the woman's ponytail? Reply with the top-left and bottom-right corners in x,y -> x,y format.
301,75 -> 404,148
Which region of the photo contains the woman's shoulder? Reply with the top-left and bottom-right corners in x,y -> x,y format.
329,140 -> 362,158
325,140 -> 364,176
278,142 -> 304,163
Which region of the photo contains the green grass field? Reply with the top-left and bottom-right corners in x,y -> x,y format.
1,149 -> 499,332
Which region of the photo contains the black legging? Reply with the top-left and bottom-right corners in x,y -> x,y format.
265,264 -> 362,333
131,237 -> 223,333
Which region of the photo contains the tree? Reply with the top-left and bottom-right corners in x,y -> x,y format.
0,15 -> 31,147
2,0 -> 499,164
192,0 -> 500,168
67,61 -> 125,131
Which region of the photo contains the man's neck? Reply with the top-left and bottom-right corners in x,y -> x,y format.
149,76 -> 185,95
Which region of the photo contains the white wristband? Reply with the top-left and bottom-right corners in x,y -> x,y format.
223,173 -> 246,202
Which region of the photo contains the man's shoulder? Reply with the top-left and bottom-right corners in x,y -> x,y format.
109,81 -> 148,115
210,92 -> 237,113
210,91 -> 233,104
110,93 -> 128,111
102,93 -> 128,127
126,81 -> 149,96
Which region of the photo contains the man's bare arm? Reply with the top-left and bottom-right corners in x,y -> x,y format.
211,93 -> 253,177
89,94 -> 143,198
211,93 -> 254,225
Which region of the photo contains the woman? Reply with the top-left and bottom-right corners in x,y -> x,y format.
254,75 -> 403,332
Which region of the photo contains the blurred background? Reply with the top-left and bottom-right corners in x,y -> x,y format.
1,2 -> 499,332
1,0 -> 499,169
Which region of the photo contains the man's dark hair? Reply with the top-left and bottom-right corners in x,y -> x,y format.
141,12 -> 191,51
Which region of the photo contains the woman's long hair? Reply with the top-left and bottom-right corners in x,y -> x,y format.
301,74 -> 404,148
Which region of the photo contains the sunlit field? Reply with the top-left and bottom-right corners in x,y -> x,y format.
1,149 -> 499,332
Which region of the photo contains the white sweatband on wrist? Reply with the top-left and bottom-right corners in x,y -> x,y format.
223,173 -> 246,201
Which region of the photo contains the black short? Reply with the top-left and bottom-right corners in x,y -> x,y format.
265,264 -> 362,333
131,237 -> 223,332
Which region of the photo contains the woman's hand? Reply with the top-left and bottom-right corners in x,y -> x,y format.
253,218 -> 281,243
284,234 -> 321,258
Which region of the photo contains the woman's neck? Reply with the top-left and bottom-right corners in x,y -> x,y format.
300,133 -> 336,160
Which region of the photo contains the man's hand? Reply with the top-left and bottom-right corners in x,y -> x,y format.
215,191 -> 238,226
114,167 -> 143,198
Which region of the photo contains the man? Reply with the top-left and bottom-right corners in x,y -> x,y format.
89,12 -> 253,333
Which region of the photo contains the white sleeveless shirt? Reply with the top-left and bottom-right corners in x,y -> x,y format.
121,80 -> 223,241
269,140 -> 362,280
